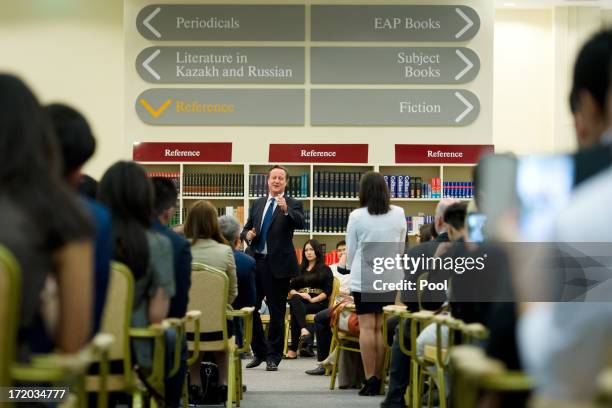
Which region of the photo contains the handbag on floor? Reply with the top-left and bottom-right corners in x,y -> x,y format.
200,361 -> 221,404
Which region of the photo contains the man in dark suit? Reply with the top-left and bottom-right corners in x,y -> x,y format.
241,165 -> 305,371
151,177 -> 192,407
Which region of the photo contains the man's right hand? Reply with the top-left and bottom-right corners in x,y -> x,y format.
246,228 -> 257,241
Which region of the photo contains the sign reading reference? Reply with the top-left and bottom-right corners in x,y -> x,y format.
137,4 -> 305,41
269,144 -> 369,163
395,144 -> 494,164
311,5 -> 480,42
136,47 -> 305,83
311,90 -> 480,126
311,47 -> 479,84
135,89 -> 304,126
133,142 -> 233,162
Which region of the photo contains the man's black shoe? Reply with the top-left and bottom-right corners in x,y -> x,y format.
305,366 -> 326,376
266,361 -> 278,371
246,357 -> 265,369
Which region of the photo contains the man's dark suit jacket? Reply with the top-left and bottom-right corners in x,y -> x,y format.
240,195 -> 304,279
153,219 -> 192,318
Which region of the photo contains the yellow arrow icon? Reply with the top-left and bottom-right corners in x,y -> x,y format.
140,98 -> 172,118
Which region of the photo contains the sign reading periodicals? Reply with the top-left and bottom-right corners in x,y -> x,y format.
137,5 -> 305,41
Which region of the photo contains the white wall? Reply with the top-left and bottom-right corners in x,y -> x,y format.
493,9 -> 554,155
0,0 -> 124,178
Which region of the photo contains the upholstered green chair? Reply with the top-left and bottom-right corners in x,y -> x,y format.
1,245 -> 114,408
188,262 -> 253,406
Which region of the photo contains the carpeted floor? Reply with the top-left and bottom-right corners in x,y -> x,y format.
239,356 -> 384,408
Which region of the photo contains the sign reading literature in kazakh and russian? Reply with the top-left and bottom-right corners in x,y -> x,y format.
395,144 -> 494,164
132,142 -> 232,162
269,144 -> 369,163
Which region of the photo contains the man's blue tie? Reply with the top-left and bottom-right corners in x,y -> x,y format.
256,197 -> 275,253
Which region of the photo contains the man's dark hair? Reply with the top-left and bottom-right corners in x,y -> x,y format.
571,29 -> 612,115
359,171 -> 390,215
151,177 -> 178,216
269,164 -> 289,179
45,103 -> 96,176
78,174 -> 98,200
443,202 -> 468,231
336,240 -> 346,249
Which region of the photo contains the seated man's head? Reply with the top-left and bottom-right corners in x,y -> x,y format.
443,202 -> 468,242
152,177 -> 178,225
46,103 -> 96,188
219,215 -> 242,249
570,29 -> 612,149
336,240 -> 346,258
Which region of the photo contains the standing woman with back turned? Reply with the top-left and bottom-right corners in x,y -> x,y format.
346,171 -> 406,396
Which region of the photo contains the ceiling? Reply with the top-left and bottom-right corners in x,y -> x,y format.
496,0 -> 612,8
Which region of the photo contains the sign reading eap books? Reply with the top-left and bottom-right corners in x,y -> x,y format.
133,142 -> 232,162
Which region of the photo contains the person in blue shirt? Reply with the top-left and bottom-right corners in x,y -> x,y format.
46,103 -> 111,336
151,177 -> 192,407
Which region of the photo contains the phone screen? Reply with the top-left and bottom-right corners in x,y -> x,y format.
467,213 -> 487,243
516,155 -> 574,241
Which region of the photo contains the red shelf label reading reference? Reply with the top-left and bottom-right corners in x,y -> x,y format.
269,144 -> 368,163
395,144 -> 494,164
133,142 -> 232,162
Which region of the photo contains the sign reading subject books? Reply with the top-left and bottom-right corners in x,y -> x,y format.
395,144 -> 494,164
268,144 -> 368,163
132,142 -> 232,162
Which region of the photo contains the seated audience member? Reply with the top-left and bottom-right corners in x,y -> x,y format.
77,174 -> 99,200
0,74 -> 94,359
306,240 -> 349,375
98,161 -> 175,373
184,200 -> 237,400
151,177 -> 192,407
517,29 -> 612,406
218,215 -> 256,347
46,103 -> 111,336
285,239 -> 333,359
418,223 -> 435,243
382,199 -> 456,408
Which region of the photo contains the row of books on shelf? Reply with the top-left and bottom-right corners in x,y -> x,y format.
182,205 -> 245,225
443,182 -> 474,199
313,172 -> 364,199
147,172 -> 181,193
249,173 -> 309,198
295,210 -> 310,233
384,175 -> 443,199
182,172 -> 244,197
295,247 -> 340,266
313,206 -> 352,233
407,214 -> 434,235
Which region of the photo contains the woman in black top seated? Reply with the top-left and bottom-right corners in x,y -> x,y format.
285,239 -> 333,359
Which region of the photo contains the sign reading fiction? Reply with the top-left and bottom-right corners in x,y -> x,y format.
395,144 -> 494,164
136,47 -> 305,83
137,5 -> 305,41
311,89 -> 480,126
135,89 -> 304,126
311,5 -> 480,42
311,47 -> 479,84
133,142 -> 233,162
269,144 -> 368,163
